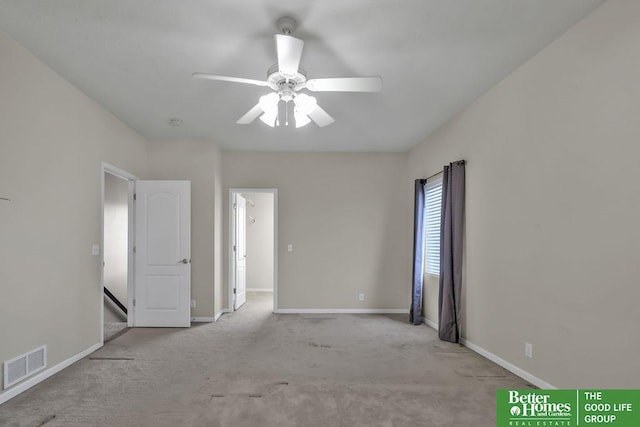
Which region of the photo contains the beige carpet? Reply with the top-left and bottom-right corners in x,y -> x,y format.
0,292 -> 531,426
103,322 -> 128,343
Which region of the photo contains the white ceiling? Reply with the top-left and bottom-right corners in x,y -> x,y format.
0,0 -> 604,152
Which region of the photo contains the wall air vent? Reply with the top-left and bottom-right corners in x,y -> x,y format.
3,345 -> 47,389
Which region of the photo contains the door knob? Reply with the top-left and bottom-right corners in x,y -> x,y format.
179,258 -> 189,264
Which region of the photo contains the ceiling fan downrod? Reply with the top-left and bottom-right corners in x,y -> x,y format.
277,16 -> 296,35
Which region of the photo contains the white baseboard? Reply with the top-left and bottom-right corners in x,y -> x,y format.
421,319 -> 554,389
191,317 -> 215,323
191,306 -> 232,323
274,308 -> 408,314
424,318 -> 438,330
214,309 -> 226,322
460,337 -> 555,389
0,342 -> 102,405
246,288 -> 273,293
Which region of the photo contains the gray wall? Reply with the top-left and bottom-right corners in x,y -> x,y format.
0,30 -> 147,395
242,192 -> 274,292
409,0 -> 640,388
224,152 -> 411,310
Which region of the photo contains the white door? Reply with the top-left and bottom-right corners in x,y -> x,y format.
134,180 -> 191,327
234,194 -> 247,309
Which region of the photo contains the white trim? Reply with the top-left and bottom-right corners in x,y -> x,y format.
126,180 -> 135,328
190,317 -> 215,323
246,288 -> 274,293
102,162 -> 138,182
0,343 -> 101,405
228,192 -> 234,313
273,190 -> 279,313
421,319 -> 554,389
228,188 -> 278,314
101,162 -> 138,343
274,309 -> 408,314
459,337 -> 556,389
214,309 -> 227,321
424,318 -> 439,330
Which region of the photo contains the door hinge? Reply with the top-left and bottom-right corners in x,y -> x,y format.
233,245 -> 236,252
133,299 -> 136,307
133,193 -> 137,201
233,202 -> 236,209
233,288 -> 236,294
133,246 -> 136,254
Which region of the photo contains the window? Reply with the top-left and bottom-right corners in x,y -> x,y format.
424,177 -> 443,275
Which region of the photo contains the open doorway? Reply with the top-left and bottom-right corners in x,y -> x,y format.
101,163 -> 136,343
229,189 -> 277,313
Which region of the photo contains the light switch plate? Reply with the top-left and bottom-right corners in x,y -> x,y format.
92,244 -> 100,256
287,244 -> 293,252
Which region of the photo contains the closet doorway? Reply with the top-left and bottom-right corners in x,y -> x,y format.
229,189 -> 277,313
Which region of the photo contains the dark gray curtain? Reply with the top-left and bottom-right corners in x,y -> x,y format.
438,161 -> 465,342
410,179 -> 427,325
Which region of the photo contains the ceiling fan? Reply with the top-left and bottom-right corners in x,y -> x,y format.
193,16 -> 382,128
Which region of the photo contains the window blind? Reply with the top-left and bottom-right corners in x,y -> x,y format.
424,178 -> 443,275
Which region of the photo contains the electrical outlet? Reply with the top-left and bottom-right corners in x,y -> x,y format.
191,299 -> 196,308
358,293 -> 365,302
525,342 -> 533,358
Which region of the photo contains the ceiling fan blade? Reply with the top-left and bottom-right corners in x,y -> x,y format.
236,103 -> 264,124
192,73 -> 270,87
275,34 -> 304,76
306,77 -> 382,92
308,104 -> 335,127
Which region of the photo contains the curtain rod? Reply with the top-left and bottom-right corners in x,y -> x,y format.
424,170 -> 443,181
423,159 -> 466,182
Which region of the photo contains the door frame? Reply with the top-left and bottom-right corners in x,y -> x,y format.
101,162 -> 137,344
228,188 -> 278,313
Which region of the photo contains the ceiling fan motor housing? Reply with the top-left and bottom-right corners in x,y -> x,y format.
266,64 -> 307,102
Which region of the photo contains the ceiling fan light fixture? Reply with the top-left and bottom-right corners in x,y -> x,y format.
259,111 -> 277,127
294,109 -> 311,128
257,93 -> 279,127
258,93 -> 279,114
193,15 -> 380,128
294,93 -> 317,115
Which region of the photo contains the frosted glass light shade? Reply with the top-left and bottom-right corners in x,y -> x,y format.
294,109 -> 311,128
294,93 -> 317,115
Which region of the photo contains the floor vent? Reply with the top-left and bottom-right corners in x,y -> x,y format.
3,345 -> 47,389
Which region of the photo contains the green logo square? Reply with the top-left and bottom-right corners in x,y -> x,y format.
497,389 -> 640,427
